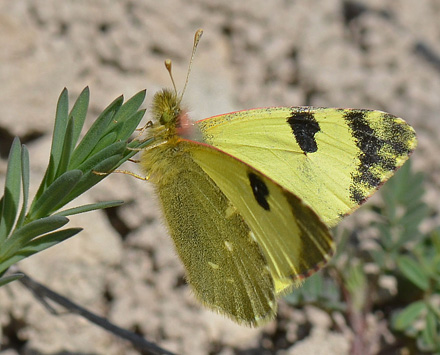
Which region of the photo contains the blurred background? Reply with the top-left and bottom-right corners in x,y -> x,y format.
0,1 -> 438,354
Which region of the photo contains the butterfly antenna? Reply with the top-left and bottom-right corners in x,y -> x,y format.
164,59 -> 178,96
165,29 -> 203,102
181,29 -> 203,100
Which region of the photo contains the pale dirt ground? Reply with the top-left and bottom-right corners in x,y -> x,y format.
0,1 -> 439,354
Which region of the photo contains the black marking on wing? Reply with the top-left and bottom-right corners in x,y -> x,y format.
248,172 -> 270,211
283,191 -> 334,278
345,110 -> 414,204
287,110 -> 321,153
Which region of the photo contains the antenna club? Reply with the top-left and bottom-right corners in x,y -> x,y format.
180,29 -> 203,100
164,59 -> 177,94
165,59 -> 172,71
194,29 -> 203,45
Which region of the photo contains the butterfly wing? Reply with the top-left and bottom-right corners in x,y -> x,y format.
154,141 -> 276,326
196,107 -> 417,227
154,139 -> 333,325
184,140 -> 334,297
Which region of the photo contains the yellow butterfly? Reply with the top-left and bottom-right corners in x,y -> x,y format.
138,29 -> 417,326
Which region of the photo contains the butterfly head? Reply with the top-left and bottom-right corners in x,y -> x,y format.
148,29 -> 203,136
151,88 -> 181,128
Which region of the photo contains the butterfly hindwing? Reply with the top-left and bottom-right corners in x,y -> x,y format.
196,107 -> 417,227
186,140 -> 334,296
153,142 -> 276,326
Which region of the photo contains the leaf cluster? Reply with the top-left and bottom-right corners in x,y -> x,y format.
0,87 -> 148,286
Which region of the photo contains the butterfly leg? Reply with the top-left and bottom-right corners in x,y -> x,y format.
93,169 -> 149,181
131,120 -> 154,142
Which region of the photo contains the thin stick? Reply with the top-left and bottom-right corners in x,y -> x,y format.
7,267 -> 175,355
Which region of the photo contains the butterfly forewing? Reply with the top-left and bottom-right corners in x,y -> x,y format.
197,107 -> 417,227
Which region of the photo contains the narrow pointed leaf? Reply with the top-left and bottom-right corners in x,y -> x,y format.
55,200 -> 124,217
57,154 -> 123,208
69,96 -> 123,169
118,110 -> 146,141
0,228 -> 81,275
33,155 -> 56,203
0,138 -> 22,244
393,301 -> 427,330
70,87 -> 90,147
19,227 -> 82,256
89,132 -> 118,157
27,170 -> 83,220
16,145 -> 30,229
111,89 -> 146,125
76,141 -> 126,173
420,311 -> 437,349
48,88 -> 69,183
55,116 -> 75,179
0,215 -> 69,261
397,255 -> 430,291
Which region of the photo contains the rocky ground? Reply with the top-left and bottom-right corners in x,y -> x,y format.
0,1 -> 439,354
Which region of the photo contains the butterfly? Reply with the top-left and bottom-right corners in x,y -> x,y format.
137,29 -> 417,326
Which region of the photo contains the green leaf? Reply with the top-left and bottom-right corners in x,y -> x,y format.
117,109 -> 146,141
55,115 -> 75,179
69,95 -> 123,169
402,205 -> 429,232
55,200 -> 124,216
16,145 -> 30,229
48,88 -> 69,184
111,90 -> 146,126
105,90 -> 146,141
0,228 -> 81,275
373,222 -> 393,251
420,311 -> 438,351
88,132 -> 118,158
402,168 -> 425,206
0,273 -> 24,287
0,215 -> 69,262
397,255 -> 430,291
33,89 -> 70,201
58,154 -> 123,207
381,185 -> 397,221
27,170 -> 83,220
69,87 -> 90,147
76,141 -> 127,174
0,138 -> 22,244
18,228 -> 82,257
393,300 -> 427,330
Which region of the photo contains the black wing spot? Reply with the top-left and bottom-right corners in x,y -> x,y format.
248,172 -> 270,211
287,110 -> 321,153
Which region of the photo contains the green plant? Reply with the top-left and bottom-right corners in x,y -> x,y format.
369,160 -> 440,352
0,87 -> 149,287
